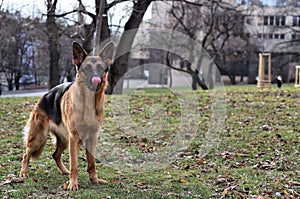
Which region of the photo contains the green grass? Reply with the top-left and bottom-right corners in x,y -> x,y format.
0,85 -> 299,198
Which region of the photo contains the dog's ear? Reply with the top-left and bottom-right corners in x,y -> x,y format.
72,42 -> 87,69
99,42 -> 115,66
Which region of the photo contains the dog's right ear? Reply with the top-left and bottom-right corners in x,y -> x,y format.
72,42 -> 87,71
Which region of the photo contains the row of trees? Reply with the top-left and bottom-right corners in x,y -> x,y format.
0,9 -> 73,91
0,0 -> 153,93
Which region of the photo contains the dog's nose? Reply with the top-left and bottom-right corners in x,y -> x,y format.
92,77 -> 101,87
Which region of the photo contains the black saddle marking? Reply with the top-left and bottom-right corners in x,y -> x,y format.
38,82 -> 73,125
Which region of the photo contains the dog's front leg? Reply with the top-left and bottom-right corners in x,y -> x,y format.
86,133 -> 106,184
68,134 -> 80,190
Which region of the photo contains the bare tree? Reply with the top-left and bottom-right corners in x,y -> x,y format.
47,0 -> 153,93
161,0 -> 255,88
0,11 -> 34,90
107,0 -> 153,94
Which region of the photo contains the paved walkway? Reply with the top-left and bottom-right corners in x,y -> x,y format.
1,89 -> 47,97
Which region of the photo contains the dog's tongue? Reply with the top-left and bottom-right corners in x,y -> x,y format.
92,77 -> 101,87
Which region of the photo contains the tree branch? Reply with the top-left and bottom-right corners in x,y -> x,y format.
107,0 -> 130,10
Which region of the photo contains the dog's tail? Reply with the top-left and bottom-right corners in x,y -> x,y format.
23,107 -> 49,160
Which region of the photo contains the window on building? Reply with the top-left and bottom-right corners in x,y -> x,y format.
264,16 -> 269,26
263,16 -> 285,26
281,16 -> 286,26
246,16 -> 252,25
269,34 -> 274,39
292,34 -> 300,41
258,34 -> 268,39
259,33 -> 286,40
258,33 -> 262,39
275,16 -> 280,26
275,16 -> 285,26
293,16 -> 300,26
270,16 -> 274,25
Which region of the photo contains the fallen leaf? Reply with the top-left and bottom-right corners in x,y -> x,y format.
256,195 -> 266,199
97,163 -> 104,168
287,181 -> 300,186
63,182 -> 67,190
283,189 -> 289,196
180,179 -> 189,184
222,188 -> 228,197
167,192 -> 177,197
0,179 -> 11,186
291,189 -> 300,197
0,165 -> 8,169
134,181 -> 148,189
169,164 -> 178,170
274,179 -> 280,189
32,176 -> 37,182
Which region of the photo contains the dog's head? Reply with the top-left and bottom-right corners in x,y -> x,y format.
72,42 -> 115,92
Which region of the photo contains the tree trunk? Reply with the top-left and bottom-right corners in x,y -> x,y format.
230,75 -> 236,85
192,75 -> 197,90
107,0 -> 152,94
100,1 -> 110,43
93,0 -> 105,54
15,72 -> 21,90
47,0 -> 60,89
192,69 -> 208,90
8,79 -> 13,91
81,0 -> 110,52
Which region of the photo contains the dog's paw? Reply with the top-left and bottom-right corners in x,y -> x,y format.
67,182 -> 79,191
61,170 -> 70,175
19,171 -> 29,181
90,177 -> 107,184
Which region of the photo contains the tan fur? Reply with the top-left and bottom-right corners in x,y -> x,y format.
19,42 -> 114,190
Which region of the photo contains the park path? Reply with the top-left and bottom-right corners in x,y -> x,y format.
1,89 -> 47,97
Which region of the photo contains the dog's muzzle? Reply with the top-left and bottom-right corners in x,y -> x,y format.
92,77 -> 101,87
88,76 -> 102,91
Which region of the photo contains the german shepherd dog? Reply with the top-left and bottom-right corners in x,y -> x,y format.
19,41 -> 114,190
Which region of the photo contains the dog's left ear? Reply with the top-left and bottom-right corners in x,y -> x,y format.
99,42 -> 115,67
73,42 -> 87,70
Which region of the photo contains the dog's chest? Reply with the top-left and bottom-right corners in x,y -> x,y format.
64,86 -> 101,132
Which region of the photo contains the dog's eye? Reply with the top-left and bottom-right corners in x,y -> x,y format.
97,67 -> 103,74
83,65 -> 93,74
96,64 -> 105,74
96,64 -> 103,69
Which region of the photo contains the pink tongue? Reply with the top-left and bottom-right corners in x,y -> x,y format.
92,77 -> 101,87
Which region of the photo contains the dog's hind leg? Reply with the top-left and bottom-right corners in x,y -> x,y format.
52,135 -> 69,175
19,109 -> 49,180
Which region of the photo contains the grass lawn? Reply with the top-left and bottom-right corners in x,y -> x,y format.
0,85 -> 299,198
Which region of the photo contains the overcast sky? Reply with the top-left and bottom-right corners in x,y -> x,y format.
3,0 -> 79,17
2,0 -> 151,26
